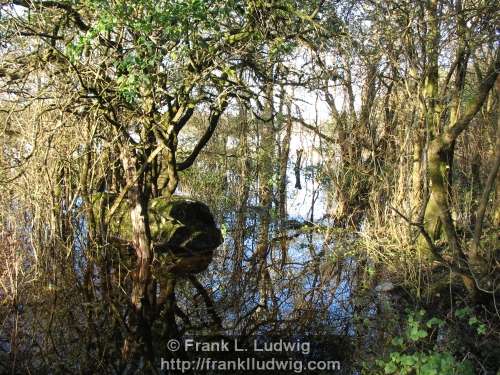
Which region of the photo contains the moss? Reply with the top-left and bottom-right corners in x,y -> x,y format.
91,193 -> 223,274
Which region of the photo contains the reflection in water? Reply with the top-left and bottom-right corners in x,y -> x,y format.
178,139 -> 359,353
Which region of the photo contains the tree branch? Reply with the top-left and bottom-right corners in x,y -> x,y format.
176,98 -> 228,171
443,48 -> 499,146
9,0 -> 90,31
472,130 -> 500,254
187,275 -> 223,329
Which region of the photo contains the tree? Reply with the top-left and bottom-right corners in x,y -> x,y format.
1,0 -> 337,369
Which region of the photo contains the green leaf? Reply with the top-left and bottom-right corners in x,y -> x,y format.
408,320 -> 428,341
468,316 -> 478,326
389,352 -> 401,361
455,307 -> 471,319
477,324 -> 486,335
391,337 -> 404,347
426,317 -> 444,328
400,355 -> 415,367
384,362 -> 397,374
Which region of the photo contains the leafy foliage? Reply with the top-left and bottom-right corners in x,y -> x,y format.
369,311 -> 474,375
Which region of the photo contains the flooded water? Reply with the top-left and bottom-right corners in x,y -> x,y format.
177,130 -> 359,342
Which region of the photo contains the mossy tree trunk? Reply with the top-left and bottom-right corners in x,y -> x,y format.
420,0 -> 443,250
424,50 -> 499,297
417,0 -> 499,299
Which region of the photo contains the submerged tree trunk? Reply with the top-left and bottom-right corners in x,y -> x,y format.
255,83 -> 275,317
120,149 -> 155,366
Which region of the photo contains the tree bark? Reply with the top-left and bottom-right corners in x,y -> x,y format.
278,98 -> 293,266
120,148 -> 155,366
424,50 -> 499,297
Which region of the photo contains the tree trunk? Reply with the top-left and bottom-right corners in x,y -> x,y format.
233,102 -> 251,284
278,98 -> 293,266
423,51 -> 499,297
120,148 -> 155,367
255,83 -> 275,317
